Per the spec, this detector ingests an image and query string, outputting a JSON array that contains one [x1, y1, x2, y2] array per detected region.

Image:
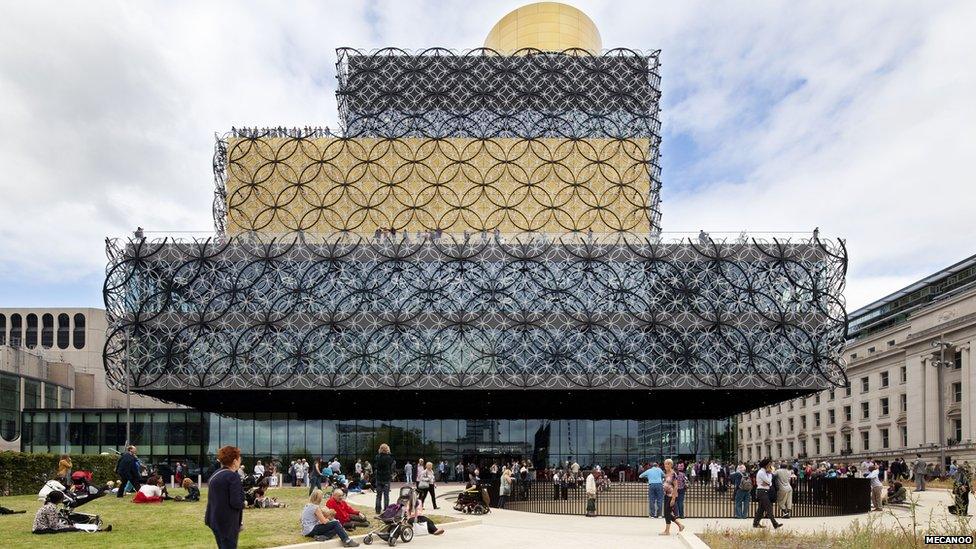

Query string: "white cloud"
[[0, 0, 972, 311]]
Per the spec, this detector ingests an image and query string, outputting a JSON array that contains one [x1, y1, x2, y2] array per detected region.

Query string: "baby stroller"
[[363, 486, 416, 546], [38, 481, 104, 527], [70, 471, 99, 495], [453, 484, 490, 514]]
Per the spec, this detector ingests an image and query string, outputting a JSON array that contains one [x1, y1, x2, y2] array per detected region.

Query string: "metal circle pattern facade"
[[103, 233, 847, 393]]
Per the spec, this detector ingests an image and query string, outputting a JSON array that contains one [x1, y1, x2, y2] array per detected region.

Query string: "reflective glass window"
[[43, 384, 58, 409], [288, 418, 307, 455], [254, 413, 272, 456], [24, 379, 41, 408], [0, 373, 20, 441]]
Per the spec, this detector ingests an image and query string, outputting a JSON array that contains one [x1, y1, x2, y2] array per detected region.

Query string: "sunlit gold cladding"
[[225, 137, 652, 235], [484, 2, 602, 53]]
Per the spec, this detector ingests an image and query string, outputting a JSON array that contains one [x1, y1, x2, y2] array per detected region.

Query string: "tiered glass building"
[[23, 3, 847, 474]]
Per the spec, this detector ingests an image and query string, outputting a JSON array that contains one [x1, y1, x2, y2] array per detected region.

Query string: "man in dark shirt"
[[205, 446, 245, 549], [373, 443, 395, 514], [115, 446, 141, 498]]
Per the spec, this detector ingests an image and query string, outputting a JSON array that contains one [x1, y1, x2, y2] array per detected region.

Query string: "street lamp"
[[932, 335, 953, 473]]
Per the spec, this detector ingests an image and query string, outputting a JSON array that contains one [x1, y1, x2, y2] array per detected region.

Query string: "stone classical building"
[[736, 253, 976, 467]]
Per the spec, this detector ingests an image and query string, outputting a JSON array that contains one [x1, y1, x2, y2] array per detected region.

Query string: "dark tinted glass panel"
[[41, 314, 53, 348], [219, 414, 237, 448], [321, 420, 337, 456], [23, 379, 40, 409], [288, 418, 306, 455], [25, 314, 38, 348], [169, 412, 187, 445], [358, 419, 375, 459], [0, 373, 19, 441], [240, 414, 257, 455], [44, 384, 58, 409], [305, 420, 322, 457], [272, 413, 288, 456], [72, 313, 86, 349], [254, 414, 272, 456], [0, 313, 5, 345], [57, 313, 69, 349]]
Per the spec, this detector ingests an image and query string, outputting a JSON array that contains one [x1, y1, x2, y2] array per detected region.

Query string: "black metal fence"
[[502, 477, 871, 518]]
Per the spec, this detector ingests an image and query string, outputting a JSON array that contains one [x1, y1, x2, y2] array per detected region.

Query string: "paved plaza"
[[274, 484, 972, 548]]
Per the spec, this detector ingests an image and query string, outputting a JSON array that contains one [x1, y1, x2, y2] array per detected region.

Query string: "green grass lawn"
[[0, 486, 455, 548]]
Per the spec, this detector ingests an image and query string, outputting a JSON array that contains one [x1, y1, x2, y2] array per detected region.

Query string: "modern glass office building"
[[88, 3, 845, 471]]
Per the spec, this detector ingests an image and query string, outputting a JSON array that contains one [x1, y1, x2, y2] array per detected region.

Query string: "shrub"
[[0, 451, 119, 496]]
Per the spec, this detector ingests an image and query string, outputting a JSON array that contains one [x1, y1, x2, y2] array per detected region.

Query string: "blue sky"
[[0, 0, 973, 310]]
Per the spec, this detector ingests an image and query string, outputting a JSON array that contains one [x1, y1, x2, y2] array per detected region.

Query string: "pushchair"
[[38, 480, 104, 527], [453, 484, 490, 514], [363, 486, 416, 546], [70, 471, 100, 495]]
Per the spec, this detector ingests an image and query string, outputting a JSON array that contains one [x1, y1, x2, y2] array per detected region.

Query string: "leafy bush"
[[0, 451, 119, 496]]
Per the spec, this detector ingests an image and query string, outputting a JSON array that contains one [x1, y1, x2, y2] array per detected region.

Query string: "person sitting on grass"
[[326, 489, 369, 530], [33, 491, 112, 534], [133, 475, 166, 503], [301, 490, 359, 547], [174, 478, 200, 502], [253, 487, 286, 508]]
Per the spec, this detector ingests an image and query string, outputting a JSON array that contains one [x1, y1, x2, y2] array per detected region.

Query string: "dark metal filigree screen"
[[103, 233, 847, 392], [107, 47, 848, 404], [212, 48, 663, 235]]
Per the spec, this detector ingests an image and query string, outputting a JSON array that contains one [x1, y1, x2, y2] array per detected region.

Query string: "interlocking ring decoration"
[[213, 48, 663, 235], [102, 233, 848, 392], [335, 48, 662, 139], [109, 47, 848, 399], [218, 132, 657, 236]]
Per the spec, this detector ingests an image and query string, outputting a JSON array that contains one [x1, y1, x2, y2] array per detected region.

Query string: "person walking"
[[639, 462, 664, 518], [660, 459, 685, 535], [205, 445, 245, 549], [309, 458, 323, 496], [498, 468, 512, 509], [418, 462, 439, 509], [912, 454, 928, 491], [774, 462, 794, 518], [675, 463, 688, 519], [404, 461, 414, 488], [585, 470, 597, 517], [731, 464, 752, 519], [115, 446, 141, 498], [373, 443, 394, 514], [752, 458, 782, 529]]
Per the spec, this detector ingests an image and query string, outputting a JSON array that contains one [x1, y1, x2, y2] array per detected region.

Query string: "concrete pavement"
[[277, 483, 971, 548]]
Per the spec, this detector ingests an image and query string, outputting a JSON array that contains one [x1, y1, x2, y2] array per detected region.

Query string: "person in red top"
[[325, 489, 369, 530]]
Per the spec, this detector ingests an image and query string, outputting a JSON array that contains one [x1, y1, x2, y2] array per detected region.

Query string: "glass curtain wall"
[[21, 411, 733, 478]]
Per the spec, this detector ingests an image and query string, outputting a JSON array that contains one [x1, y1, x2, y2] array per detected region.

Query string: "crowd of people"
[[25, 445, 976, 545]]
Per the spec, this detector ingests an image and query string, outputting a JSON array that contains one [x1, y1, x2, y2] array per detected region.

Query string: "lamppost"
[[932, 335, 953, 473], [124, 326, 131, 448]]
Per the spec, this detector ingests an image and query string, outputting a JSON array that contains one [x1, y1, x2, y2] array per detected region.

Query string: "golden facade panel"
[[224, 136, 654, 235]]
